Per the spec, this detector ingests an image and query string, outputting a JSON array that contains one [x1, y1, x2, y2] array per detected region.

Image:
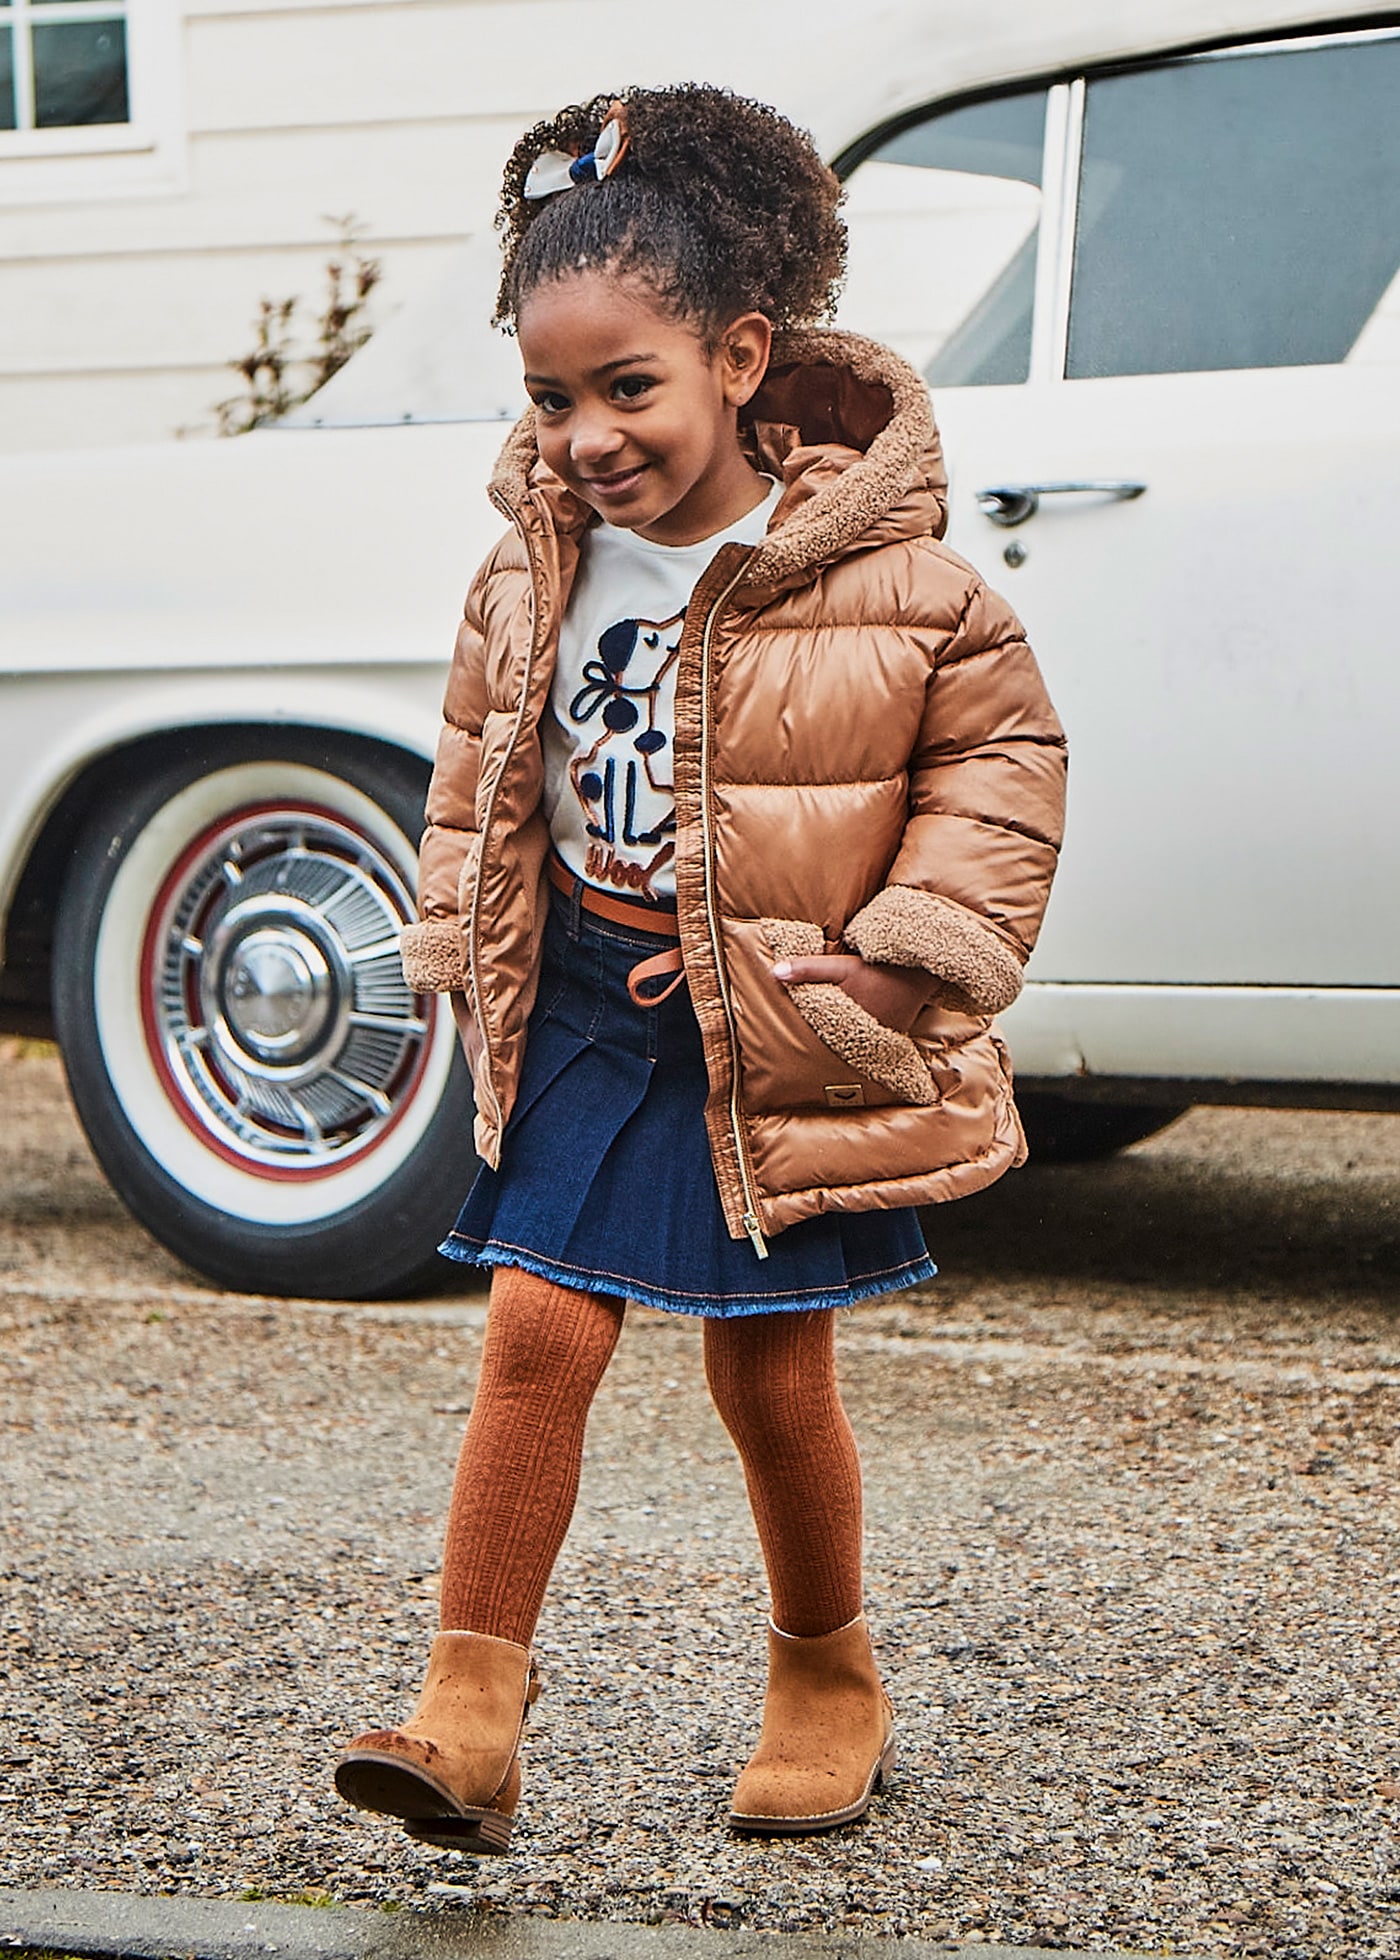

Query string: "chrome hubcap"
[[202, 900, 346, 1071], [223, 931, 331, 1056], [145, 806, 431, 1173]]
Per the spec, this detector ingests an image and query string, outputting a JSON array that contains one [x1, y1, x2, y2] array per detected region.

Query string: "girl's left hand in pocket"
[[771, 953, 931, 1034]]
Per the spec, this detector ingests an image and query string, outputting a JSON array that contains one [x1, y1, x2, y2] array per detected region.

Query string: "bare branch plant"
[[216, 217, 382, 437]]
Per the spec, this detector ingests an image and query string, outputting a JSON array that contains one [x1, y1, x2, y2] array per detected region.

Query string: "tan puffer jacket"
[[403, 329, 1067, 1255]]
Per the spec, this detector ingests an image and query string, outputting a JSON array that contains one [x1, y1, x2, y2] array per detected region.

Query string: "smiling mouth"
[[584, 465, 647, 497]]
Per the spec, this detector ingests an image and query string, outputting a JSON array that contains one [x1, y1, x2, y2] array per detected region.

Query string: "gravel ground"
[[1, 1046, 1398, 1956]]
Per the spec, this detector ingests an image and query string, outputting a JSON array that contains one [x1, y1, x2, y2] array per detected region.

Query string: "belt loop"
[[567, 869, 583, 940]]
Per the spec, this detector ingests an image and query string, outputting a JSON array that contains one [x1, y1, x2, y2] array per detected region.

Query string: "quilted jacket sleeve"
[[400, 557, 495, 993], [844, 570, 1067, 1016]]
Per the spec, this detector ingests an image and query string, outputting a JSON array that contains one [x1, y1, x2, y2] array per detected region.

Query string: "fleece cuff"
[[844, 886, 1024, 1017], [401, 919, 467, 994]]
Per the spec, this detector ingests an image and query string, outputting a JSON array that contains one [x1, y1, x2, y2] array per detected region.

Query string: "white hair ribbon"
[[524, 102, 630, 201]]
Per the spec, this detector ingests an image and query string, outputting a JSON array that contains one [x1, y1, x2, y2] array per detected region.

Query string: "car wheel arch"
[[2, 723, 434, 1041]]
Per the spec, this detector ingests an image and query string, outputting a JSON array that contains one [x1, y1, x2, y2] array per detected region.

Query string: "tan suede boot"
[[728, 1613, 895, 1835], [334, 1631, 539, 1854]]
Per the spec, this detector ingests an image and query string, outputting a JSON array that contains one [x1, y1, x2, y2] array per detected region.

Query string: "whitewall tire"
[[53, 735, 476, 1298]]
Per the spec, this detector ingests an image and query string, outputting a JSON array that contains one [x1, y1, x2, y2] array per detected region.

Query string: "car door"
[[837, 27, 1400, 1089]]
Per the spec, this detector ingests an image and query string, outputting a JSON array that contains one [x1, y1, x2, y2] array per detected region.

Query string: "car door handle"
[[975, 480, 1148, 528]]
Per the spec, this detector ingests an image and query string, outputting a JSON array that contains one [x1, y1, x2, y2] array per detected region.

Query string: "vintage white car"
[[2, 0, 1397, 1297]]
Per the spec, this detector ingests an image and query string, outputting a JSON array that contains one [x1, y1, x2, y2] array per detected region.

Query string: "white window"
[[0, 0, 181, 198], [1, 0, 129, 134]]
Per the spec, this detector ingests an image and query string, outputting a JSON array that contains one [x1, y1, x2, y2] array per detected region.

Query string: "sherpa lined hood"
[[486, 328, 948, 594]]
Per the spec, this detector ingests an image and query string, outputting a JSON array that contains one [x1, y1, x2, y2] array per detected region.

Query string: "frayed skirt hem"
[[438, 1233, 938, 1319]]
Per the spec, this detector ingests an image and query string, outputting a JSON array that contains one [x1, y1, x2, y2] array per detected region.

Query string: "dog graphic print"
[[567, 610, 681, 899]]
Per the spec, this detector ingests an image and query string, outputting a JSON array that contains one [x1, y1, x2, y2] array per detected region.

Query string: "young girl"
[[335, 84, 1066, 1853]]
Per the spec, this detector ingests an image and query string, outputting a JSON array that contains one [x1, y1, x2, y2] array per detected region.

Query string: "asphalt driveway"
[[1, 1047, 1397, 1957]]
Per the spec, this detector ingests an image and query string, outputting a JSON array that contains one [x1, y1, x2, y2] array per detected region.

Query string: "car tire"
[[1017, 1092, 1188, 1164], [52, 733, 477, 1300]]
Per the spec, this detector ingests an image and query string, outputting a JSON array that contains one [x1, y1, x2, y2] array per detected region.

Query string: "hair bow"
[[524, 101, 630, 200]]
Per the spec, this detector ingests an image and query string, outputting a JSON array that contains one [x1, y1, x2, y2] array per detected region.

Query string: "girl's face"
[[517, 271, 771, 547]]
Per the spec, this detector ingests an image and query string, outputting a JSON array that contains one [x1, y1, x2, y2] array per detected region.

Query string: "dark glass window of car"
[[838, 88, 1047, 387], [1068, 35, 1400, 377]]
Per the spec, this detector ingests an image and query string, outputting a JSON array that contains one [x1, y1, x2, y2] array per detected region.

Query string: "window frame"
[[835, 20, 1400, 387], [2, 0, 129, 147], [0, 0, 182, 200]]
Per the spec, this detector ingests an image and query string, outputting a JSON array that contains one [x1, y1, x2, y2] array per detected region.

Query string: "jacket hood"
[[487, 327, 947, 592]]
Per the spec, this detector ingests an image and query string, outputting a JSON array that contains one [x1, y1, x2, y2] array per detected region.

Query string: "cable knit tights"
[[439, 1267, 625, 1646], [702, 1307, 864, 1637], [438, 1265, 864, 1646]]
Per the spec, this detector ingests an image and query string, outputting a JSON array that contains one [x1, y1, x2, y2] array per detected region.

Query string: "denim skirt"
[[440, 886, 936, 1317]]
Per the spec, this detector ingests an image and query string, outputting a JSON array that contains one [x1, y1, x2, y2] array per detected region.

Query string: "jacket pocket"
[[718, 919, 939, 1114], [760, 919, 940, 1108]]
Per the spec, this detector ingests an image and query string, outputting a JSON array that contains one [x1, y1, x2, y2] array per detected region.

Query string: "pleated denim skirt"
[[440, 885, 936, 1317]]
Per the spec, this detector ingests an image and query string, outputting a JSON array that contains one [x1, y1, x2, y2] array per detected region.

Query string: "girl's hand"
[[450, 992, 484, 1069], [771, 954, 932, 1034]]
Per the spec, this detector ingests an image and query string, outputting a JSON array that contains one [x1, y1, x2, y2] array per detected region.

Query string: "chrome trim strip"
[[1048, 76, 1086, 384], [1180, 24, 1400, 63], [1028, 81, 1072, 386]]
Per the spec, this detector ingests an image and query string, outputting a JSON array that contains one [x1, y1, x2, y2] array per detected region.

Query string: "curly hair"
[[494, 84, 846, 335]]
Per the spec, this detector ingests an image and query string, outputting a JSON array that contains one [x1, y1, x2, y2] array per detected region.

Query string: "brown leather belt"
[[546, 852, 680, 937], [545, 855, 686, 1006]]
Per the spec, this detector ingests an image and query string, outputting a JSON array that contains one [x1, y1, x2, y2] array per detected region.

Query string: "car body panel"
[[0, 420, 508, 942], [1011, 984, 1400, 1088], [935, 362, 1400, 992]]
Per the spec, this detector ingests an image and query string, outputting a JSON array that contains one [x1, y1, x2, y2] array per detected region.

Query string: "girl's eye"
[[614, 374, 654, 402], [534, 391, 570, 416]]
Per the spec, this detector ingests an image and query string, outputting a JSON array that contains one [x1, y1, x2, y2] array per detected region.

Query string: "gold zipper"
[[463, 488, 544, 1157], [697, 556, 769, 1260]]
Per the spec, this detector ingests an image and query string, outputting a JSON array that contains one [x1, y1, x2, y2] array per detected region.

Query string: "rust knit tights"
[[439, 1265, 863, 1645]]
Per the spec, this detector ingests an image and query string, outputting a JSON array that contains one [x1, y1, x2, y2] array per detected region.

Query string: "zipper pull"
[[743, 1212, 770, 1260]]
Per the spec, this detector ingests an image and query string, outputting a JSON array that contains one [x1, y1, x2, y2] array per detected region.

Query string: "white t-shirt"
[[542, 479, 781, 902]]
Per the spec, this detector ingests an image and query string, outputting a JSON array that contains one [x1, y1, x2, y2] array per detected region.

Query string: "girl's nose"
[[570, 409, 624, 470]]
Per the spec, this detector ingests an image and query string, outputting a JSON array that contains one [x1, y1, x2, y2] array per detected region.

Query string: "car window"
[[837, 88, 1047, 387], [1068, 34, 1400, 378]]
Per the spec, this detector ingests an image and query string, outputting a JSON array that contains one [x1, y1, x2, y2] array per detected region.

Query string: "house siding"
[[0, 0, 646, 451]]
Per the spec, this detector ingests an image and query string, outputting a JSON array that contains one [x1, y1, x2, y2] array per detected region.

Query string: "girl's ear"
[[720, 313, 773, 407]]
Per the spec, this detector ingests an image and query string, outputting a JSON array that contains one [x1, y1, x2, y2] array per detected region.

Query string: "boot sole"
[[404, 1812, 512, 1853], [728, 1733, 897, 1837], [334, 1752, 513, 1855]]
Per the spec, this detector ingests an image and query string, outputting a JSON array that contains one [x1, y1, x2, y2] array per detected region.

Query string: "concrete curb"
[[0, 1890, 1209, 1960]]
